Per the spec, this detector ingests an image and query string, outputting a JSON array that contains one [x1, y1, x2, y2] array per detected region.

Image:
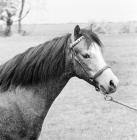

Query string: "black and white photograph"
[[0, 0, 137, 139]]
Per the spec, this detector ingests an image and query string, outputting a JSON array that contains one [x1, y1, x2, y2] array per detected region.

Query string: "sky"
[[22, 0, 137, 24]]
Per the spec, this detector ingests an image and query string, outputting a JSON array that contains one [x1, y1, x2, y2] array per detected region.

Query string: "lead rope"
[[70, 36, 137, 111], [104, 95, 137, 112]]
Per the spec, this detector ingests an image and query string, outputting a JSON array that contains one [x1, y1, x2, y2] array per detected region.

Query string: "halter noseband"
[[69, 36, 110, 91]]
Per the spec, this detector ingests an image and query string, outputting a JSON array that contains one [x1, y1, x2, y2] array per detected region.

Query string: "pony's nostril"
[[109, 80, 115, 88]]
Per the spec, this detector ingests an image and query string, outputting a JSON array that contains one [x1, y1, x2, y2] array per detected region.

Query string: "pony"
[[0, 25, 119, 139]]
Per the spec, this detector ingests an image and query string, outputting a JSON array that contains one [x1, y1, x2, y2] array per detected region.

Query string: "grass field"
[[0, 25, 137, 140]]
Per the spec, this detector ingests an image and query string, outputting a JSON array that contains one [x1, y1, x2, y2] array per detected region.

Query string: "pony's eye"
[[82, 54, 90, 59]]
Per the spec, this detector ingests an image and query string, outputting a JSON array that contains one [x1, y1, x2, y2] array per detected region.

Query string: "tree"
[[18, 0, 25, 33], [16, 0, 47, 34], [0, 0, 46, 36], [0, 0, 16, 36], [119, 24, 130, 34], [0, 0, 30, 35]]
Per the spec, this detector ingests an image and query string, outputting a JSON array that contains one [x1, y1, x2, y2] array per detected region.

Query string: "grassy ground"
[[0, 29, 137, 140]]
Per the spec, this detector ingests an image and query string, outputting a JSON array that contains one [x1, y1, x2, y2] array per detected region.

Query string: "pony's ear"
[[74, 25, 82, 40]]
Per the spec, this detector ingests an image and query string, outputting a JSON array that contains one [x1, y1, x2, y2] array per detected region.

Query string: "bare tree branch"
[[13, 1, 31, 23], [18, 0, 25, 33]]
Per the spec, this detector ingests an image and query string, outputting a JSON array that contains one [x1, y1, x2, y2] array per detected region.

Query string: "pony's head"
[[70, 25, 119, 94]]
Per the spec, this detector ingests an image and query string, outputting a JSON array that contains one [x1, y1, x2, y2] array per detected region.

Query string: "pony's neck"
[[45, 62, 74, 110], [30, 69, 74, 116]]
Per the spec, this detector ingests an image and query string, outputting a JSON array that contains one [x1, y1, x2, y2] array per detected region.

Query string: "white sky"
[[22, 0, 137, 24]]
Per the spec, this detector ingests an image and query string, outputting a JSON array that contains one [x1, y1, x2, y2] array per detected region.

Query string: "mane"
[[81, 28, 103, 48], [0, 33, 71, 91]]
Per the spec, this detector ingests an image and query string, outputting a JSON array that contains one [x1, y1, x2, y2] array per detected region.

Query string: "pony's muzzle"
[[106, 75, 119, 94], [108, 80, 117, 93], [97, 68, 119, 94]]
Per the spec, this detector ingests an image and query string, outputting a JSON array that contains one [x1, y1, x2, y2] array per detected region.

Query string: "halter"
[[70, 36, 110, 91]]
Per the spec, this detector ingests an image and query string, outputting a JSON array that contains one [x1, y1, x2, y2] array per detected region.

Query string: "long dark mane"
[[0, 33, 71, 91]]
